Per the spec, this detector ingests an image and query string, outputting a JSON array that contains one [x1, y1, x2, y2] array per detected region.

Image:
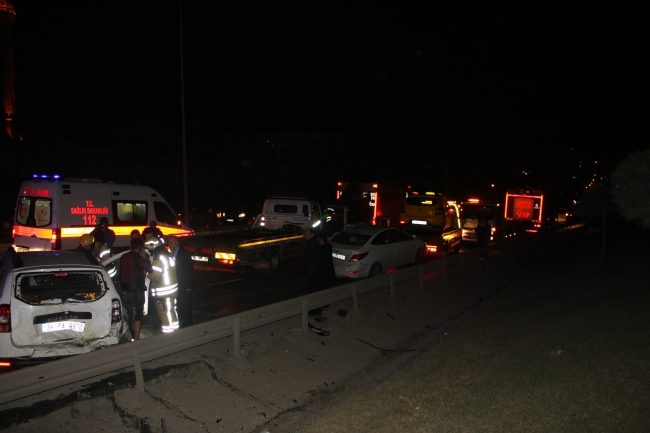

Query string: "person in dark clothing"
[[303, 228, 320, 293], [119, 238, 154, 340], [316, 232, 337, 290], [476, 218, 491, 245], [476, 218, 491, 259], [142, 220, 164, 242], [315, 232, 336, 313], [167, 235, 196, 328], [90, 217, 116, 254], [205, 207, 217, 230]]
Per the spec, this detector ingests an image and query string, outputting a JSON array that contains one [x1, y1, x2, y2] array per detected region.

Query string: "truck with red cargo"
[[335, 181, 405, 227], [503, 190, 544, 234]]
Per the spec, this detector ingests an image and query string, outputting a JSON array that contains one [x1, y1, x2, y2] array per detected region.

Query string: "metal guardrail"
[[0, 227, 584, 405]]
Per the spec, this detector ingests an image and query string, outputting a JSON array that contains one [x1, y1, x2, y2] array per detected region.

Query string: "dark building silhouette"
[[0, 0, 18, 140]]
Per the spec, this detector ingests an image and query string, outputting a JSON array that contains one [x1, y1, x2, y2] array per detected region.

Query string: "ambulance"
[[12, 176, 193, 252]]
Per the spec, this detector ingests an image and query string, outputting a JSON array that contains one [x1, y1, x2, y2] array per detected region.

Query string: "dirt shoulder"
[[0, 228, 606, 433]]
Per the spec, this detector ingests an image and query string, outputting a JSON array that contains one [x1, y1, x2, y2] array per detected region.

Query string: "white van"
[[12, 177, 192, 252], [253, 197, 322, 231]]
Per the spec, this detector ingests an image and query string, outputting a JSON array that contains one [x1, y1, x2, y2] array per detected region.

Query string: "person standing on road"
[[119, 238, 154, 340], [90, 217, 116, 255], [143, 221, 164, 243], [315, 231, 336, 313], [316, 232, 337, 291], [167, 235, 196, 328], [205, 207, 217, 230], [303, 228, 320, 293]]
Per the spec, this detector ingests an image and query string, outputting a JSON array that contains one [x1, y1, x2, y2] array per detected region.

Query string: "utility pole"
[[179, 0, 189, 223]]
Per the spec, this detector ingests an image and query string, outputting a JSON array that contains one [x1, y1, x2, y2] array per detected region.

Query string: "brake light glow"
[[0, 361, 11, 368], [426, 245, 437, 253], [0, 304, 11, 332], [51, 228, 62, 250], [468, 198, 480, 203], [349, 252, 368, 262]]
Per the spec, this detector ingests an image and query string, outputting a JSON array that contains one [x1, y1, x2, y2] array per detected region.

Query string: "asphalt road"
[[0, 227, 475, 332]]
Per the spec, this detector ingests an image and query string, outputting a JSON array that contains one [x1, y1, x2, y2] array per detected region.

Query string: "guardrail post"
[[233, 317, 241, 359], [134, 346, 144, 393], [302, 298, 308, 332], [352, 284, 359, 313], [419, 266, 424, 290], [442, 256, 446, 283], [389, 273, 395, 298]]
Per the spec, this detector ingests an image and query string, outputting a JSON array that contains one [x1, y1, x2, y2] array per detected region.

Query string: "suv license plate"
[[42, 321, 86, 333], [412, 220, 427, 225], [333, 253, 346, 260]]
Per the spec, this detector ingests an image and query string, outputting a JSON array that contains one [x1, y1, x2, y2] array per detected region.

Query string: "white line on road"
[[205, 279, 243, 286]]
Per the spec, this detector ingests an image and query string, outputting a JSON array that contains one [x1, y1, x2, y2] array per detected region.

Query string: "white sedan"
[[330, 226, 426, 278]]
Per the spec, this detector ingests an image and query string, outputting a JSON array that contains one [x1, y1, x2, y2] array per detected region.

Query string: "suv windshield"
[[16, 271, 106, 305]]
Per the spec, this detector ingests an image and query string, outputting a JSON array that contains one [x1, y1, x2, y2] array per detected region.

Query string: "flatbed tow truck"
[[402, 201, 462, 257], [180, 197, 346, 273], [182, 227, 305, 272]]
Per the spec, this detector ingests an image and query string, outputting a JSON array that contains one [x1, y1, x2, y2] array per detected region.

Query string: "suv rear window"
[[405, 197, 439, 206], [15, 272, 106, 305], [273, 204, 298, 214]]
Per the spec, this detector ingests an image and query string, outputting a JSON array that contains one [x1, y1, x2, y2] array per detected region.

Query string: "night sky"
[[9, 2, 648, 203]]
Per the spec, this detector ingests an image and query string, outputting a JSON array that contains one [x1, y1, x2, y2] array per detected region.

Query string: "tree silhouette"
[[574, 185, 614, 263], [611, 148, 650, 229]]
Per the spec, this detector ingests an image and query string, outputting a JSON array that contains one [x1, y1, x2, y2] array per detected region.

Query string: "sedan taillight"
[[111, 299, 122, 324], [349, 252, 369, 262], [0, 304, 10, 332]]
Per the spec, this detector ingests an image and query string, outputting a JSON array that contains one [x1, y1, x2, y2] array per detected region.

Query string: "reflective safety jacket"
[[150, 253, 178, 297]]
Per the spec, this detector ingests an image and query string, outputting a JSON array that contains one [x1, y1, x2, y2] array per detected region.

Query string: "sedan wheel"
[[369, 263, 382, 277]]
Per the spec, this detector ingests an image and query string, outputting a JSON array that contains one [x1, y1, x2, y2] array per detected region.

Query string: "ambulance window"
[[113, 201, 148, 226], [15, 197, 52, 227], [154, 201, 177, 225], [34, 199, 51, 227]]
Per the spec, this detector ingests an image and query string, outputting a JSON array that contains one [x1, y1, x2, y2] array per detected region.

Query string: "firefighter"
[[145, 234, 179, 333], [76, 234, 100, 264]]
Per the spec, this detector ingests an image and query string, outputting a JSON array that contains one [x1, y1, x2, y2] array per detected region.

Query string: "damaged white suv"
[[0, 248, 129, 366]]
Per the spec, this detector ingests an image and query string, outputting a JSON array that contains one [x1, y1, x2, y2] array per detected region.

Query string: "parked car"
[[0, 248, 129, 367], [330, 226, 426, 279]]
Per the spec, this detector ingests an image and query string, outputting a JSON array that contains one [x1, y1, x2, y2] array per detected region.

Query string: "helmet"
[[79, 234, 94, 247], [144, 233, 161, 249]]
